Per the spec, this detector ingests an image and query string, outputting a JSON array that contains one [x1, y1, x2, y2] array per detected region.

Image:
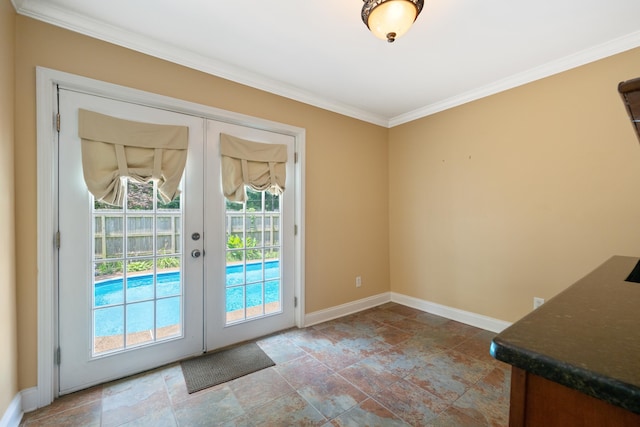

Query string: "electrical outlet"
[[355, 276, 362, 288], [533, 297, 545, 309]]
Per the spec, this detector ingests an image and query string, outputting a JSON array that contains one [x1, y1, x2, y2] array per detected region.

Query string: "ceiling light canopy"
[[362, 0, 424, 43]]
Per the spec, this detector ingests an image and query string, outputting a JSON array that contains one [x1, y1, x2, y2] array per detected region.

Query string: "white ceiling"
[[13, 0, 640, 127]]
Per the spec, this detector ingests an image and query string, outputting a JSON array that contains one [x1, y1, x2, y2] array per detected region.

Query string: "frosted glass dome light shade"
[[362, 0, 424, 43]]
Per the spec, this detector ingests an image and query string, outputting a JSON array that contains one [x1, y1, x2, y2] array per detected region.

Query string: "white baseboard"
[[390, 292, 512, 333], [20, 388, 38, 414], [304, 292, 391, 326], [0, 393, 22, 427], [303, 291, 511, 333]]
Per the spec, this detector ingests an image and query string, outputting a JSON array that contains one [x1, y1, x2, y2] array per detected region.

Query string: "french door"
[[58, 89, 205, 394], [204, 121, 295, 350], [57, 89, 296, 394]]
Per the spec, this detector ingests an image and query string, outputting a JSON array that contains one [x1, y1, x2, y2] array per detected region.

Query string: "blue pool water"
[[94, 261, 280, 337]]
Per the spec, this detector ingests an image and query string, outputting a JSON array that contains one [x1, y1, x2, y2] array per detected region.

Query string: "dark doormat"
[[180, 342, 275, 394]]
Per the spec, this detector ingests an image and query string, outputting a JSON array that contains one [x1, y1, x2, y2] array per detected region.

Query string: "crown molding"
[[15, 1, 640, 129], [15, 0, 390, 127], [389, 30, 640, 127], [10, 0, 24, 11]]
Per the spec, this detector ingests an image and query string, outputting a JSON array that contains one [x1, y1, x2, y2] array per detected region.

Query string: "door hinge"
[[294, 296, 298, 308], [294, 225, 298, 236], [55, 347, 61, 365], [294, 152, 298, 163], [55, 231, 61, 249], [56, 113, 60, 132]]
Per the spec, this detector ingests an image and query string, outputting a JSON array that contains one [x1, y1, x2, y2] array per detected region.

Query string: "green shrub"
[[226, 234, 263, 261], [158, 257, 180, 269], [227, 234, 243, 249], [245, 237, 261, 260], [127, 260, 153, 272], [96, 261, 123, 275]]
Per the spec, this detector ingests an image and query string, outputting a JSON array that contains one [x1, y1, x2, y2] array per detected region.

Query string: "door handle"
[[191, 249, 202, 258]]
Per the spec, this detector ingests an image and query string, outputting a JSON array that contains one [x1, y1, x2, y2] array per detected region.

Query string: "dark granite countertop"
[[491, 255, 640, 414]]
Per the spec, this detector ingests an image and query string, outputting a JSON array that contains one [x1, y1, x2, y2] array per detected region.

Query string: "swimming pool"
[[93, 260, 280, 337]]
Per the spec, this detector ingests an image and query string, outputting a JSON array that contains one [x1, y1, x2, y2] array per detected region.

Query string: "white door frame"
[[35, 66, 306, 407]]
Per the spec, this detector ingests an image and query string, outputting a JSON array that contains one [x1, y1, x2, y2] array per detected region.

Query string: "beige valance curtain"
[[220, 133, 287, 202], [78, 109, 189, 206]]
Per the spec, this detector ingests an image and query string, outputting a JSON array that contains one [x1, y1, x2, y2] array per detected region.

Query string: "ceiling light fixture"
[[362, 0, 424, 43]]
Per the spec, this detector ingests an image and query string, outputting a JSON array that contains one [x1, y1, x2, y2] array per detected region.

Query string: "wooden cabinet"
[[491, 257, 640, 427], [508, 367, 640, 427]]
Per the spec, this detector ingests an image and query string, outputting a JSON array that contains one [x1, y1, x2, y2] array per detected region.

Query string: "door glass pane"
[[265, 280, 281, 315], [157, 257, 181, 298], [127, 209, 153, 257], [127, 181, 153, 211], [92, 179, 184, 356], [246, 283, 264, 319], [94, 264, 124, 305], [126, 301, 154, 347], [94, 215, 124, 260], [156, 297, 181, 340], [225, 188, 282, 324], [126, 259, 155, 302], [94, 306, 124, 353]]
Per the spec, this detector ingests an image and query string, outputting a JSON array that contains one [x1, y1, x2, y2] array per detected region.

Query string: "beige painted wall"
[[12, 4, 640, 399], [389, 47, 640, 322], [0, 0, 18, 416], [14, 16, 390, 389]]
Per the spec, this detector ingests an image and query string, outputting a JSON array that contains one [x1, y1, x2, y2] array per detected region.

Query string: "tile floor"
[[20, 302, 511, 426]]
